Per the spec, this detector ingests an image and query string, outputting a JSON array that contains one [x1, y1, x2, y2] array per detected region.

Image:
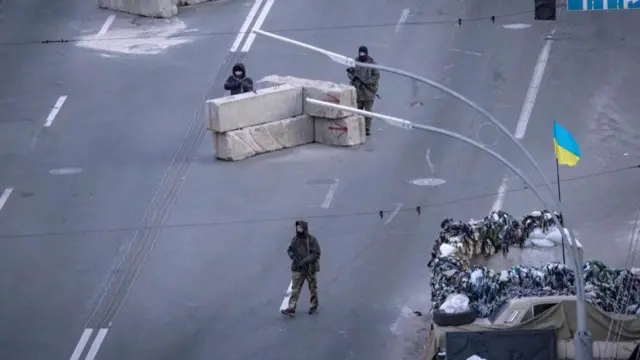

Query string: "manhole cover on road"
[[306, 178, 338, 186], [49, 167, 82, 175], [411, 178, 446, 186], [476, 122, 499, 147]]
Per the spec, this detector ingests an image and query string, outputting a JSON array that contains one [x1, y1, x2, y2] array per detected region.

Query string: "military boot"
[[365, 118, 372, 136], [280, 308, 295, 317]]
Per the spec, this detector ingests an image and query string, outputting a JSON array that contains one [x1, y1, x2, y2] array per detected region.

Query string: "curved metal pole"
[[253, 29, 557, 204], [305, 98, 580, 267], [306, 98, 592, 359]]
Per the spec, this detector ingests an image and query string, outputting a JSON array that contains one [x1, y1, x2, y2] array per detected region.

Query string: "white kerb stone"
[[313, 115, 366, 147], [205, 84, 303, 133], [214, 114, 314, 161]]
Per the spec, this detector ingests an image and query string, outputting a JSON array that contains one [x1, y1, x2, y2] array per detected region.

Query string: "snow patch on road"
[[76, 18, 196, 55]]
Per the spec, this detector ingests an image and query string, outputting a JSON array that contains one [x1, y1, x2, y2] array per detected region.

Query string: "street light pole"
[[252, 30, 585, 271], [305, 98, 592, 360]]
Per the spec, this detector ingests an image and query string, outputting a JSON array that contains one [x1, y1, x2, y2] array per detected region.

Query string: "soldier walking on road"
[[281, 220, 321, 317], [346, 45, 380, 136], [223, 63, 254, 95]]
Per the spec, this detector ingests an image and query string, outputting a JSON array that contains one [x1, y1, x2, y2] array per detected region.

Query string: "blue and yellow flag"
[[553, 121, 581, 166]]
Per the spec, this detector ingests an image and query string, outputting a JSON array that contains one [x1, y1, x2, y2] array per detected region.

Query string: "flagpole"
[[556, 157, 566, 264]]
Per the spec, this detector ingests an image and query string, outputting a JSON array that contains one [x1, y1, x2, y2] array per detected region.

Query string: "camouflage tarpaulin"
[[429, 210, 640, 317]]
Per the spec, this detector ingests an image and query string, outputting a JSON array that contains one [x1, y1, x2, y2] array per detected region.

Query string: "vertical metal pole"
[[556, 158, 566, 265]]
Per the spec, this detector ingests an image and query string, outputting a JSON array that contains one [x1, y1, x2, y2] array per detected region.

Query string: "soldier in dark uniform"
[[281, 220, 321, 317], [223, 63, 254, 95], [346, 45, 380, 136]]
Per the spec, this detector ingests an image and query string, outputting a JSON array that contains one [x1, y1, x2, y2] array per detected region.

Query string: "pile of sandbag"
[[429, 210, 640, 318]]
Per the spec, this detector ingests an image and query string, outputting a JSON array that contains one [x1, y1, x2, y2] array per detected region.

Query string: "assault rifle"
[[289, 249, 311, 276], [347, 67, 381, 99]]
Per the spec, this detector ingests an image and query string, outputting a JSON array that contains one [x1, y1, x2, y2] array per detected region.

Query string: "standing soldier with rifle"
[[346, 45, 381, 136], [281, 220, 321, 317]]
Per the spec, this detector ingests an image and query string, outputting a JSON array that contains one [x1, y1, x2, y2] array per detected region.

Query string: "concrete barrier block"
[[313, 115, 366, 147], [257, 75, 357, 119], [98, 0, 178, 18], [205, 84, 303, 133], [214, 114, 314, 161], [303, 83, 357, 119]]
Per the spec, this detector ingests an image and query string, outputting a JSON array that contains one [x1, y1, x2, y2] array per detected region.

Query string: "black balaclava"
[[295, 220, 307, 238], [357, 46, 368, 62], [232, 63, 246, 79]]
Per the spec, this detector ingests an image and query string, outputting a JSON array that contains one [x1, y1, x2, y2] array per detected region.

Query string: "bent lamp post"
[[305, 98, 592, 360], [251, 30, 585, 279]]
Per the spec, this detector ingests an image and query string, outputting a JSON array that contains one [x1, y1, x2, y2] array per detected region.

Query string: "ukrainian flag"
[[553, 121, 581, 167]]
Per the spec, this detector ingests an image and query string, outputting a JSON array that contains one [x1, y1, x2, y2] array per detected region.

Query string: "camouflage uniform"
[[347, 46, 380, 136], [281, 220, 321, 317]]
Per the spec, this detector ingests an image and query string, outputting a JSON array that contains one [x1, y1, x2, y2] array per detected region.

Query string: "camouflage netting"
[[429, 210, 640, 318]]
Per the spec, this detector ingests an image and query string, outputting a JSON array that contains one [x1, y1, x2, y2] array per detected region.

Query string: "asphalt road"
[[0, 0, 637, 360]]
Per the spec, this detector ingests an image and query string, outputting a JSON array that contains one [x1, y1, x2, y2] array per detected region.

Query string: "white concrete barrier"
[[258, 75, 357, 119], [98, 0, 178, 18], [214, 114, 314, 161], [205, 84, 303, 133], [314, 115, 366, 147], [303, 84, 357, 119]]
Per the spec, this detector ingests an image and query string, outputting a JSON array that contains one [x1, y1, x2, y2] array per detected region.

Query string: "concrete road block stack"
[[205, 84, 314, 161], [259, 76, 367, 147], [98, 0, 178, 17], [98, 0, 217, 18], [204, 77, 368, 162], [299, 79, 366, 147]]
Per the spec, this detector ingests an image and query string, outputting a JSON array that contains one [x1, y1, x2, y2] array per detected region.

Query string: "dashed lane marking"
[[0, 188, 12, 211], [44, 95, 67, 127], [321, 179, 339, 209], [97, 14, 116, 37], [384, 203, 404, 225]]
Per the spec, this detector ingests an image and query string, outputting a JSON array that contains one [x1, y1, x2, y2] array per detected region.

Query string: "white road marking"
[[0, 188, 13, 212], [69, 329, 93, 360], [44, 95, 68, 127], [425, 148, 435, 173], [97, 14, 116, 37], [279, 280, 293, 311], [69, 328, 109, 360], [50, 167, 83, 175], [502, 23, 531, 29], [85, 328, 108, 360], [410, 178, 446, 186], [395, 8, 410, 33], [491, 30, 554, 211], [491, 175, 509, 212], [450, 48, 482, 56], [230, 0, 265, 52], [514, 32, 554, 139], [241, 0, 275, 52], [384, 203, 403, 225], [321, 179, 339, 208]]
